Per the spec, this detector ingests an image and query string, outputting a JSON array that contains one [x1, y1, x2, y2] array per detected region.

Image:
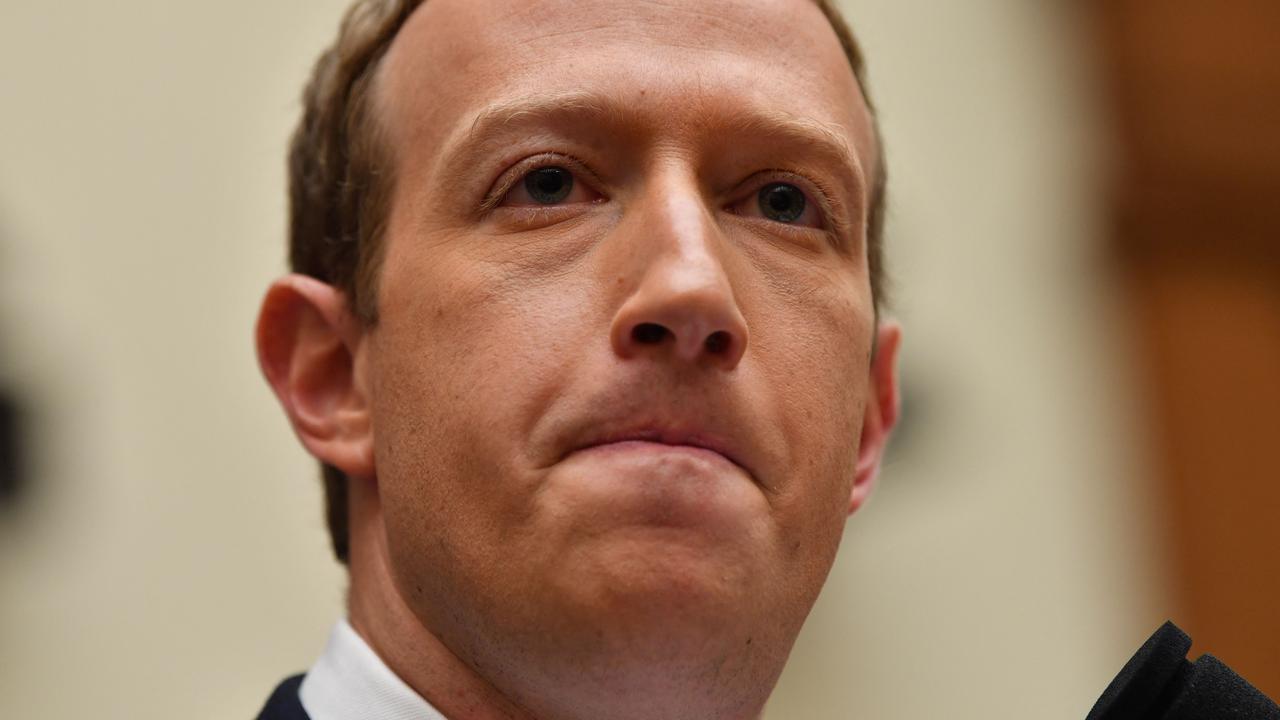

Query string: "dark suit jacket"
[[256, 674, 310, 720]]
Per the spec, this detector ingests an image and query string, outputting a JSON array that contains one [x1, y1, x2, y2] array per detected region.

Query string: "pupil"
[[758, 183, 805, 223], [525, 167, 573, 204]]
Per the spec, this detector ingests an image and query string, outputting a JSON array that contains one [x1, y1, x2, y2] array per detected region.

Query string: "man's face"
[[362, 0, 882, 702]]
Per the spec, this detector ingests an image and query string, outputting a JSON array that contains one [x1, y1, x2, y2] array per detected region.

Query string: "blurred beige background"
[[0, 1, 1177, 718]]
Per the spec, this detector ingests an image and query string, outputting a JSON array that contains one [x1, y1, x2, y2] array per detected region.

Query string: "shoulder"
[[255, 674, 310, 720]]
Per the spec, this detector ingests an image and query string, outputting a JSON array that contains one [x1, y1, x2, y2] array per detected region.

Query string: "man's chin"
[[544, 442, 769, 540], [519, 450, 786, 640], [495, 549, 799, 720], [537, 535, 774, 641], [390, 518, 805, 720]]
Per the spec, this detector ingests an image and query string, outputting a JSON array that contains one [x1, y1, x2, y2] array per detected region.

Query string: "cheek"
[[745, 267, 872, 533], [368, 235, 602, 538], [376, 225, 597, 386]]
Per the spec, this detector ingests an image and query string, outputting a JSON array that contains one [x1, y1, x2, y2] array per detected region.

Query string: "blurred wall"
[[1091, 0, 1280, 695], [0, 3, 351, 716], [0, 1, 1170, 718]]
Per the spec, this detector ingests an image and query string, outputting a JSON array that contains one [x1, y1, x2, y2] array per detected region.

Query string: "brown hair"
[[288, 0, 888, 564]]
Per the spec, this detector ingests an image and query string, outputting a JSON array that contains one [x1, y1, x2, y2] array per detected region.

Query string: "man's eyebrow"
[[439, 91, 866, 197], [431, 92, 620, 189], [714, 106, 866, 191], [437, 92, 620, 170], [464, 91, 622, 140]]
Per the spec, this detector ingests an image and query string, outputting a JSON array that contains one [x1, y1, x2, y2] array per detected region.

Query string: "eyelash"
[[479, 152, 602, 213]]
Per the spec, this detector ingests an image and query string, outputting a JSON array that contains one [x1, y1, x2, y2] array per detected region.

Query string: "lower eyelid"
[[484, 204, 606, 235]]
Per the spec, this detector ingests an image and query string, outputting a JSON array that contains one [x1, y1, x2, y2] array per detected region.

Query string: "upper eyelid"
[[480, 152, 601, 212], [742, 169, 831, 209]]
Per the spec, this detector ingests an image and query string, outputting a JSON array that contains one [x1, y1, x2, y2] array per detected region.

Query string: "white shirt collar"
[[299, 619, 449, 720]]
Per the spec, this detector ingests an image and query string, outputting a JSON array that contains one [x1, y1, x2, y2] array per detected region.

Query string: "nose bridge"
[[651, 177, 728, 292], [608, 169, 749, 369]]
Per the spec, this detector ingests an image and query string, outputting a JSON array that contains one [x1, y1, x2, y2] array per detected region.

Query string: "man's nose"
[[608, 186, 749, 372]]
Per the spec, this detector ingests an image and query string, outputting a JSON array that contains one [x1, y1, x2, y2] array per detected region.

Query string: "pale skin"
[[257, 0, 901, 718]]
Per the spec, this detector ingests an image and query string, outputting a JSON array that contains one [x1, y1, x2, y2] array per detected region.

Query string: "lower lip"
[[557, 440, 752, 528], [576, 440, 741, 471]]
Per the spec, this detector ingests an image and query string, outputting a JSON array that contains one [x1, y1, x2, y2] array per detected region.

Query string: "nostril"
[[704, 331, 731, 355], [632, 323, 668, 345]]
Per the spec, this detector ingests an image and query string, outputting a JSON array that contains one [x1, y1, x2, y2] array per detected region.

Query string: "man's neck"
[[347, 510, 537, 720]]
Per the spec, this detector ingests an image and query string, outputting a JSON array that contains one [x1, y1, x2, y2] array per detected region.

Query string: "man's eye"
[[730, 180, 823, 229], [499, 165, 599, 207], [758, 183, 807, 223], [526, 167, 573, 204]]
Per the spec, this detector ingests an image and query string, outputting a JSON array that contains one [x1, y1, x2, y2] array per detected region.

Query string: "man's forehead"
[[386, 0, 839, 67], [374, 0, 876, 177]]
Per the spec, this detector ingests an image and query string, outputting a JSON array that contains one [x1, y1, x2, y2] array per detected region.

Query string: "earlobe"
[[256, 274, 375, 481], [849, 321, 902, 515]]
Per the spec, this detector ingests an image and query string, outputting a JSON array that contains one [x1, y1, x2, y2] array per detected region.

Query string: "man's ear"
[[256, 274, 375, 481], [849, 320, 902, 515]]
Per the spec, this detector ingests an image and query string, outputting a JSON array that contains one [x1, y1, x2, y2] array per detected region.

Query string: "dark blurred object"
[[1092, 0, 1280, 698], [0, 389, 23, 506], [1088, 621, 1280, 720]]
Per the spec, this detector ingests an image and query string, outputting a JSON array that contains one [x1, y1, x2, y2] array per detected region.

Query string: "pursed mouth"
[[571, 431, 749, 476]]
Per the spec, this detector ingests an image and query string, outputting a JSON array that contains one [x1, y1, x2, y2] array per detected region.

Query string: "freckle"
[[746, 636, 753, 646]]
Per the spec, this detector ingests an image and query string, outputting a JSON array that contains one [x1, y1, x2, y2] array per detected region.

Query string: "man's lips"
[[569, 428, 750, 477]]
